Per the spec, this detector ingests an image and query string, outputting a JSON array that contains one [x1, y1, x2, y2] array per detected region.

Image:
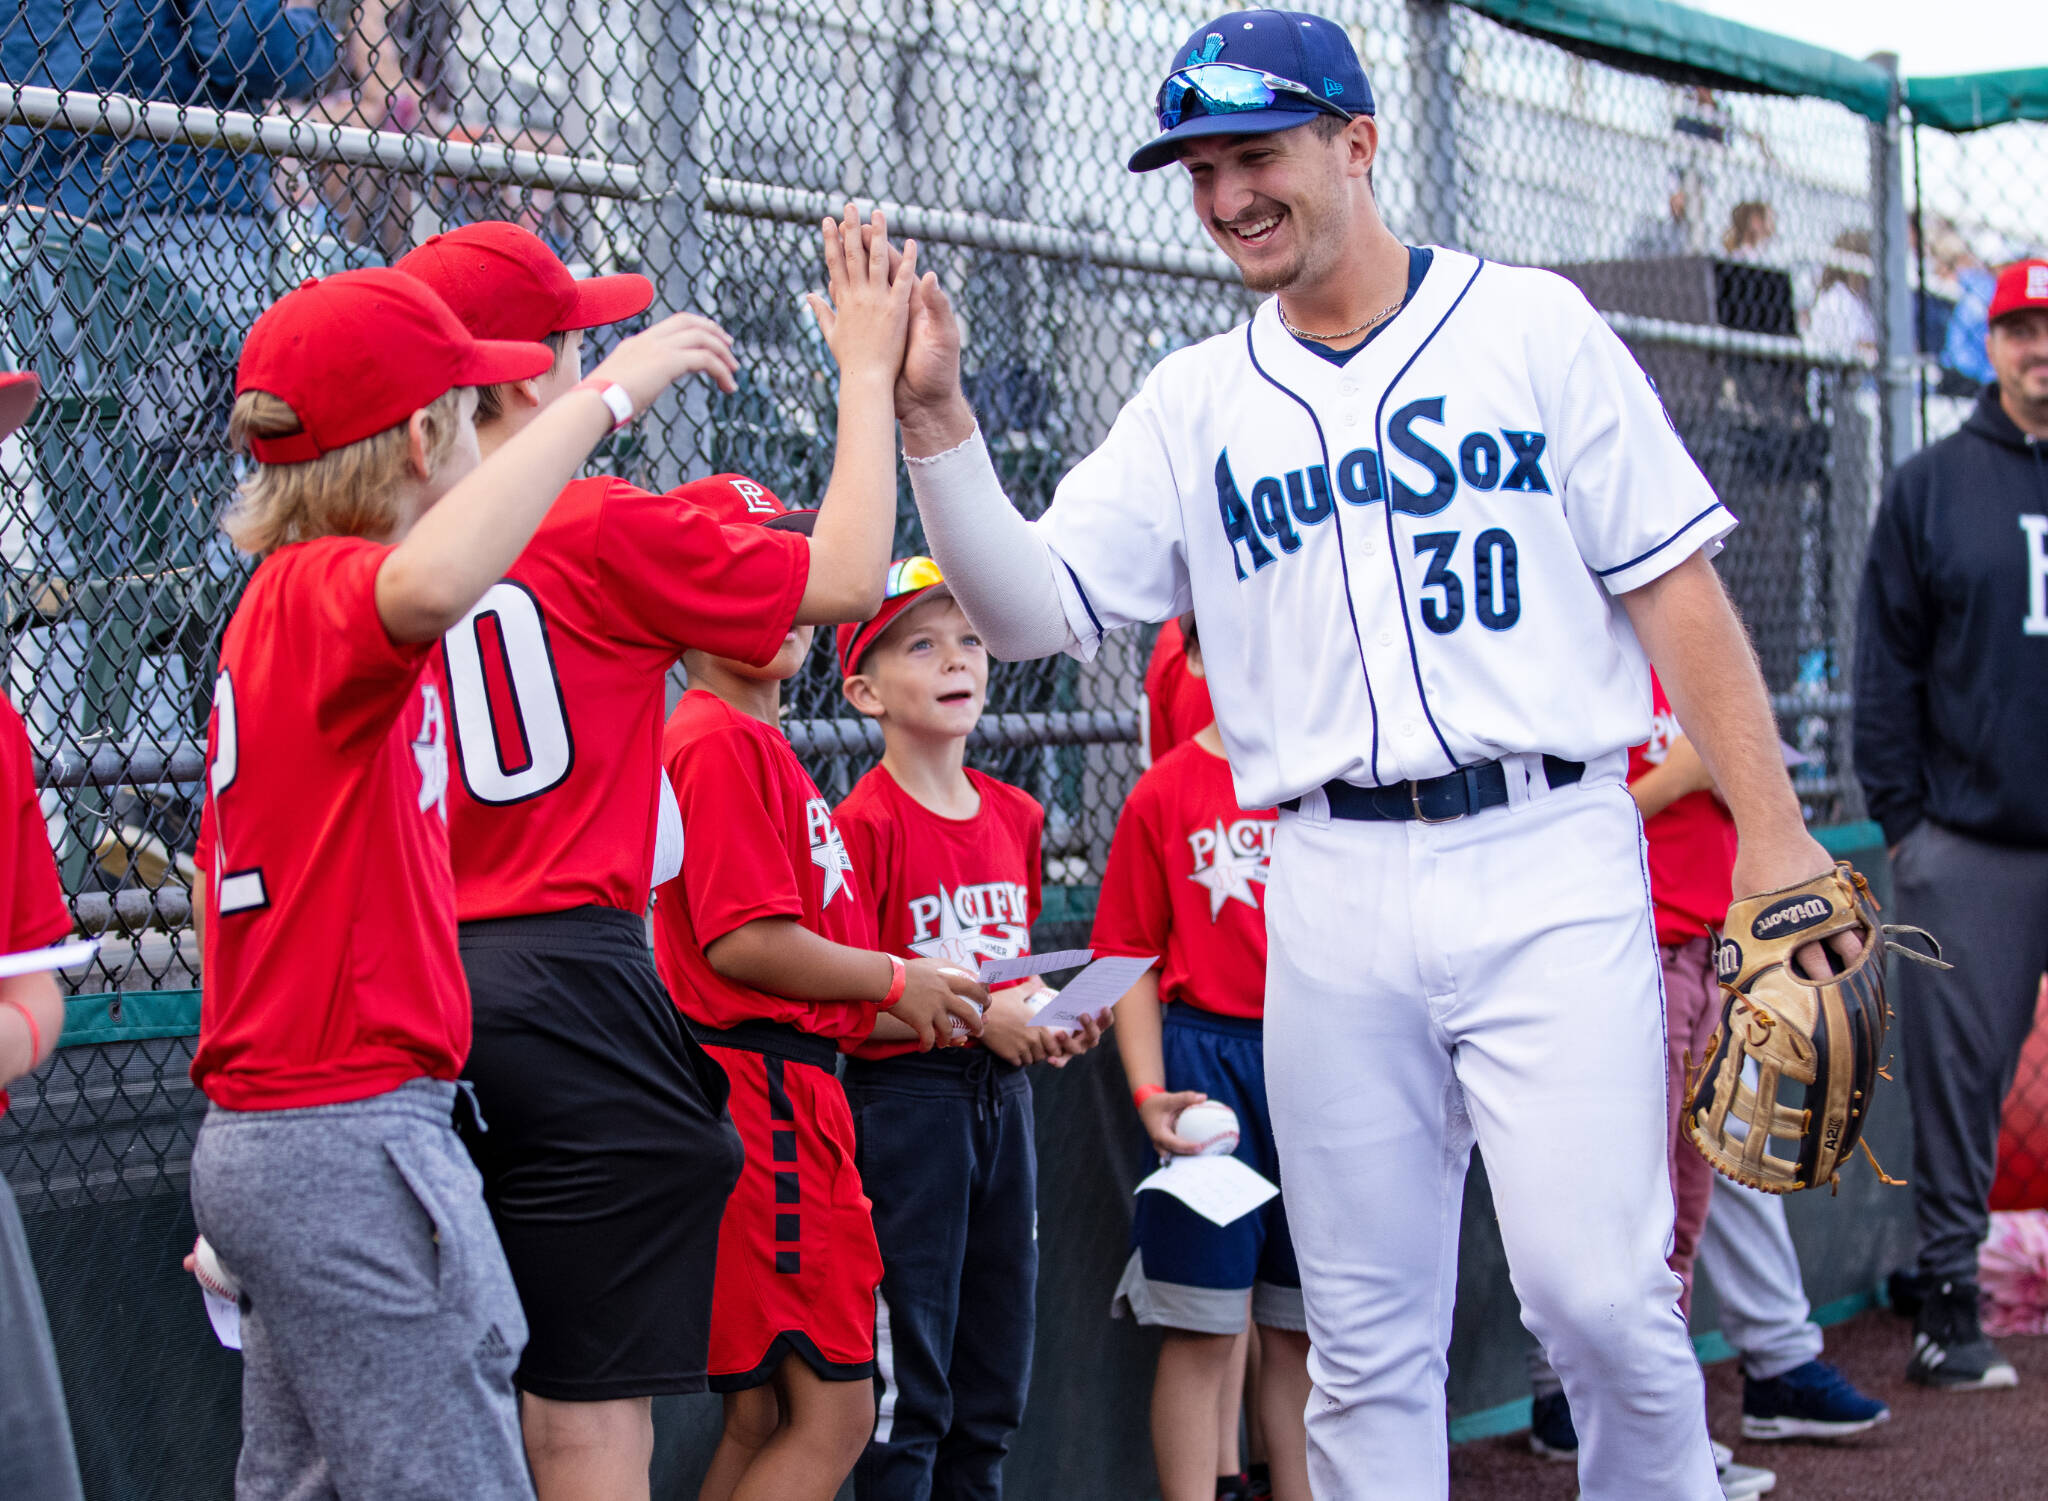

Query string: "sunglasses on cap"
[[885, 556, 944, 596], [1155, 62, 1352, 132]]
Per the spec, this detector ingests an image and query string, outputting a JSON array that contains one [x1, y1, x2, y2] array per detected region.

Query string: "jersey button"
[[1340, 381, 1359, 397], [1342, 412, 1357, 428], [1361, 537, 1377, 556], [1379, 629, 1393, 646], [1401, 721, 1418, 737]]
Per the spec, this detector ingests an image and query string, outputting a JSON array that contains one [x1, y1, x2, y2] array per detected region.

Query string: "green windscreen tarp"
[[1905, 69, 2048, 132], [1457, 0, 1894, 122]]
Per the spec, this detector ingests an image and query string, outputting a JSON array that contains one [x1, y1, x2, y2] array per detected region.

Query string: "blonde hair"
[[223, 388, 467, 554]]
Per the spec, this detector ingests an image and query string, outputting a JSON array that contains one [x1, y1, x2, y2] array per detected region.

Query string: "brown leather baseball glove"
[[1685, 861, 1948, 1194]]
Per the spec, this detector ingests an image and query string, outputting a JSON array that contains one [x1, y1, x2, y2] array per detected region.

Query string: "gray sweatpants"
[[0, 1177, 84, 1501], [190, 1078, 534, 1501], [1890, 821, 2048, 1282], [1695, 1178, 1823, 1380]]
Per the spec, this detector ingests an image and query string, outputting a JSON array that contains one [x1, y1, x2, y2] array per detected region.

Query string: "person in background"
[[1097, 617, 1311, 1501], [1855, 257, 2048, 1393], [1721, 200, 1776, 261], [0, 369, 87, 1501], [1807, 229, 1878, 364], [1142, 616, 1213, 765]]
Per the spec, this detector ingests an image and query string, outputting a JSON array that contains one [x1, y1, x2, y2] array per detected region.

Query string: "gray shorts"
[[190, 1078, 533, 1501], [0, 1177, 84, 1500]]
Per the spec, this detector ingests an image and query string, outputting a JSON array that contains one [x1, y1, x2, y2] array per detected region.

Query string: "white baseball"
[[1174, 1101, 1241, 1157], [192, 1234, 240, 1302]]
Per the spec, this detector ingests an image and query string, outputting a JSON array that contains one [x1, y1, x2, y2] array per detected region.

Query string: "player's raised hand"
[[587, 311, 738, 408], [806, 204, 917, 390], [888, 957, 988, 1051], [897, 267, 961, 412], [1139, 1089, 1211, 1157], [1732, 834, 1865, 982]]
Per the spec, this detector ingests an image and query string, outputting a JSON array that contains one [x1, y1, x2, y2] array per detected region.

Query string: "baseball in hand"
[[192, 1234, 240, 1302], [1174, 1101, 1242, 1157]]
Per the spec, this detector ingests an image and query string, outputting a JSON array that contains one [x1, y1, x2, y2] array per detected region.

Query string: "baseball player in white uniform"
[[881, 11, 1850, 1499]]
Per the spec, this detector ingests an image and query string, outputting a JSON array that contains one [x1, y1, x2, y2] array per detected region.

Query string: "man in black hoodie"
[[1855, 256, 2048, 1394]]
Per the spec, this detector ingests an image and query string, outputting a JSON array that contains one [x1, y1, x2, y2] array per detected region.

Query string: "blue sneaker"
[[1528, 1390, 1578, 1460], [1742, 1358, 1891, 1440]]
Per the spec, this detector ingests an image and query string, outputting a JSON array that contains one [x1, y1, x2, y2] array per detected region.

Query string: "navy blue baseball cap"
[[1128, 10, 1375, 173]]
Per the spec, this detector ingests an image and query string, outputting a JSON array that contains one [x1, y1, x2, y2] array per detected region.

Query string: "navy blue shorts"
[[1113, 1006, 1302, 1335]]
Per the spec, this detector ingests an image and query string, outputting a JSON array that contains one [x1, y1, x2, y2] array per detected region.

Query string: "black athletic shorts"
[[456, 906, 743, 1401]]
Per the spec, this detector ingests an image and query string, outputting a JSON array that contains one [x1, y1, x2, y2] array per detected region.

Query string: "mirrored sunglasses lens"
[[1157, 65, 1278, 130]]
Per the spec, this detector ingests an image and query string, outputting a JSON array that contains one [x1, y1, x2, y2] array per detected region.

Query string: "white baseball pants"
[[1263, 766, 1719, 1501]]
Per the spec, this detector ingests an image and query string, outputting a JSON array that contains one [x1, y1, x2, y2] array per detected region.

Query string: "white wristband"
[[575, 378, 634, 432]]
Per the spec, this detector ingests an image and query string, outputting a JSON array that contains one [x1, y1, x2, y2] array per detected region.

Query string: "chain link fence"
[[2, 1, 2031, 1494]]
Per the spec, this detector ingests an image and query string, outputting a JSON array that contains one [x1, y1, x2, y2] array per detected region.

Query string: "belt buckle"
[[1409, 778, 1462, 825]]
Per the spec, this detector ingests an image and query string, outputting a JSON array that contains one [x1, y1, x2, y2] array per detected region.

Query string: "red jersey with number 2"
[[1631, 671, 1737, 947], [652, 689, 880, 1040], [444, 475, 808, 922], [835, 765, 1044, 1061], [191, 537, 465, 1111], [1091, 740, 1273, 1019], [0, 695, 73, 1115]]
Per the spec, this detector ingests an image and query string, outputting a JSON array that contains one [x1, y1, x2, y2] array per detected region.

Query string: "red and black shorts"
[[694, 1021, 882, 1391]]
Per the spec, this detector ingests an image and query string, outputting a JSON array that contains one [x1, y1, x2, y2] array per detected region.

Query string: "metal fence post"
[[1871, 54, 1917, 469], [636, 0, 708, 493]]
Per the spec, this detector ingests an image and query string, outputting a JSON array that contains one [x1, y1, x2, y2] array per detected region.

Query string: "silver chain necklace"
[[1277, 294, 1404, 344]]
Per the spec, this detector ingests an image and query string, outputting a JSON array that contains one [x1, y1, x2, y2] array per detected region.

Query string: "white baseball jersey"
[[1035, 247, 1735, 809]]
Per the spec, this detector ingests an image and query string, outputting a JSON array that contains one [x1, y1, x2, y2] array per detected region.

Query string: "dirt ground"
[[1449, 1309, 2048, 1499]]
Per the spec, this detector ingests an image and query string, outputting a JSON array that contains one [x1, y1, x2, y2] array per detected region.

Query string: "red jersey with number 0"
[[446, 476, 808, 922], [652, 690, 880, 1039], [1143, 618, 1215, 764], [835, 765, 1044, 1061], [1091, 740, 1273, 1019], [191, 537, 466, 1110], [1632, 672, 1737, 947], [0, 696, 73, 1115]]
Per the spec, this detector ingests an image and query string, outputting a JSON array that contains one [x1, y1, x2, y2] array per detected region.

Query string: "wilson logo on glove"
[[1750, 894, 1833, 940]]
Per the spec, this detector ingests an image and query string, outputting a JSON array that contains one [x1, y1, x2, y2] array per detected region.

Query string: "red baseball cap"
[[1989, 259, 2048, 325], [235, 269, 553, 465], [673, 473, 818, 534], [0, 372, 39, 441], [837, 557, 951, 678], [394, 221, 653, 343]]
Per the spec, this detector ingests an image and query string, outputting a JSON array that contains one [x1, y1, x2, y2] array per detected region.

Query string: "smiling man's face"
[[1178, 115, 1372, 295]]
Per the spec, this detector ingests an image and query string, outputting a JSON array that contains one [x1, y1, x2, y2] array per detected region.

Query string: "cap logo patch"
[[1324, 77, 1343, 97], [1751, 893, 1834, 941], [1188, 32, 1224, 65], [731, 477, 777, 514], [2030, 264, 2048, 300]]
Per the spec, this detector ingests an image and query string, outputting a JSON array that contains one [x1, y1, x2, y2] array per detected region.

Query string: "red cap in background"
[[1989, 259, 2048, 326], [394, 221, 653, 343], [0, 372, 39, 441], [235, 269, 553, 465], [837, 557, 950, 678], [672, 473, 817, 534]]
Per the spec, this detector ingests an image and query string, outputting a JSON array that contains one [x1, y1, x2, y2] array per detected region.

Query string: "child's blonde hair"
[[222, 388, 467, 554]]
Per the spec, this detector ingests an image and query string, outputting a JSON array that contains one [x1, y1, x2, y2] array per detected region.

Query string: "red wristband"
[[1132, 1083, 1165, 1109], [3, 997, 42, 1065], [882, 954, 907, 1008]]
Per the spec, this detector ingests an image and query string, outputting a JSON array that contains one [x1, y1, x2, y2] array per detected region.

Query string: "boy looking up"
[[833, 559, 1111, 1501], [190, 268, 730, 1498], [654, 510, 988, 1501], [1094, 617, 1311, 1501], [396, 210, 918, 1501]]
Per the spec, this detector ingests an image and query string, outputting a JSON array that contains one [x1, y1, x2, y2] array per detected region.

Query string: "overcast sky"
[[1682, 0, 2043, 77]]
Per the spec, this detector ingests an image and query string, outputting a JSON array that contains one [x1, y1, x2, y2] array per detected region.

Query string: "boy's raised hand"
[[889, 958, 987, 1051], [806, 204, 918, 388], [587, 310, 738, 410]]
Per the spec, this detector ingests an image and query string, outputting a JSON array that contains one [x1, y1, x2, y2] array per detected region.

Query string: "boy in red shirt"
[[1142, 615, 1213, 764], [832, 560, 1111, 1501], [189, 268, 727, 1498], [1094, 619, 1311, 1501], [654, 516, 988, 1501], [0, 370, 87, 1501], [396, 212, 919, 1501]]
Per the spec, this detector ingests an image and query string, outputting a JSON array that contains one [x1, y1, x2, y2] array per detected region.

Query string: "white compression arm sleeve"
[[905, 426, 1078, 661]]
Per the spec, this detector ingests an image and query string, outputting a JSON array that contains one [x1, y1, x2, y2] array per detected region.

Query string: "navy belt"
[[1280, 755, 1585, 824]]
